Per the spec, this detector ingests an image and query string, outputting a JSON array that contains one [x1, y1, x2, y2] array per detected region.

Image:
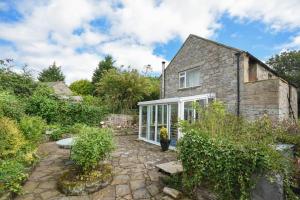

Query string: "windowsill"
[[178, 85, 201, 91]]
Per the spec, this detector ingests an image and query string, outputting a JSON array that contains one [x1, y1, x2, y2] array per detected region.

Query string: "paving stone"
[[116, 184, 131, 197], [147, 184, 160, 196], [163, 187, 181, 199], [132, 188, 151, 199], [15, 135, 193, 200], [130, 180, 145, 191], [112, 175, 130, 185]]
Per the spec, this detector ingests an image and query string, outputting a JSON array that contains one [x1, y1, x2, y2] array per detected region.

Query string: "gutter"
[[235, 52, 241, 117]]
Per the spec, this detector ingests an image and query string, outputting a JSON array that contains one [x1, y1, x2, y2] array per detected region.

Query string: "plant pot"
[[160, 139, 171, 151]]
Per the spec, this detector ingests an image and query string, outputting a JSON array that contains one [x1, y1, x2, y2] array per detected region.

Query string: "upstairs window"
[[179, 68, 201, 89]]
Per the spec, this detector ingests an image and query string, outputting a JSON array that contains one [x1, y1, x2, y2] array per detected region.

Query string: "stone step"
[[156, 161, 183, 175], [163, 187, 182, 199]]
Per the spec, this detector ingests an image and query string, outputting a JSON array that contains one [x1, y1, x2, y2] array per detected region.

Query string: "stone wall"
[[163, 35, 239, 113], [240, 79, 280, 121], [162, 35, 298, 121]]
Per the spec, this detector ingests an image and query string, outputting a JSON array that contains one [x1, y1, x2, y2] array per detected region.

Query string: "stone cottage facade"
[[161, 34, 297, 121], [138, 34, 297, 147]]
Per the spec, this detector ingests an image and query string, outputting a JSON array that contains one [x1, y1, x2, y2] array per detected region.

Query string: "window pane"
[[186, 69, 200, 87], [179, 77, 185, 88], [141, 106, 147, 138], [184, 101, 194, 123], [170, 104, 178, 146], [149, 105, 155, 141]]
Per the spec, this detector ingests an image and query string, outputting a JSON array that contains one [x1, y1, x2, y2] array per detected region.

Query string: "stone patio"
[[15, 135, 189, 200]]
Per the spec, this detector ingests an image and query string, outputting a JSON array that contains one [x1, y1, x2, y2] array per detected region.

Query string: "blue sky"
[[0, 0, 300, 83]]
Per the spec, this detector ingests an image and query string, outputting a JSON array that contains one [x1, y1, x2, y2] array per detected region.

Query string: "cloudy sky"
[[0, 0, 300, 83]]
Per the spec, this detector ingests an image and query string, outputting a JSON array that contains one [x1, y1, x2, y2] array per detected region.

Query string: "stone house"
[[138, 34, 298, 147], [44, 81, 82, 102]]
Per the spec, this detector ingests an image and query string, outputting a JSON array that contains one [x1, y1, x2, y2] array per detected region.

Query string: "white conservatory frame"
[[138, 93, 215, 148]]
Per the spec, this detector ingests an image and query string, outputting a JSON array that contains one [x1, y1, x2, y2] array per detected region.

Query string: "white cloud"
[[1, 0, 300, 83]]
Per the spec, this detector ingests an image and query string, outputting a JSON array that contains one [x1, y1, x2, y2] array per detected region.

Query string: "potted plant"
[[160, 127, 170, 151]]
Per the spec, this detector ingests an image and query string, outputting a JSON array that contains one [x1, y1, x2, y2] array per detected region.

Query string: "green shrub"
[[69, 123, 88, 135], [0, 61, 37, 97], [71, 127, 115, 172], [26, 94, 60, 123], [0, 91, 25, 121], [20, 116, 46, 143], [59, 102, 108, 126], [177, 101, 293, 200], [0, 159, 27, 194], [0, 117, 26, 159]]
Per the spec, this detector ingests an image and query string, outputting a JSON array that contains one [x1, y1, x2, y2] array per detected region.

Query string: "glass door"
[[169, 104, 178, 146], [157, 104, 168, 142], [148, 105, 156, 141], [141, 106, 147, 139]]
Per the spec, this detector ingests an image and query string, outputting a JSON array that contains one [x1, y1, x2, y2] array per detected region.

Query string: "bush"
[[69, 79, 94, 95], [177, 101, 293, 200], [59, 103, 108, 126], [0, 159, 27, 194], [20, 116, 46, 143], [0, 117, 26, 159], [71, 127, 114, 172], [0, 91, 25, 121], [0, 60, 37, 97]]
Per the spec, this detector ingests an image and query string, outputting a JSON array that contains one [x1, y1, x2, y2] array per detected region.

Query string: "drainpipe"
[[161, 61, 166, 99], [235, 52, 241, 117]]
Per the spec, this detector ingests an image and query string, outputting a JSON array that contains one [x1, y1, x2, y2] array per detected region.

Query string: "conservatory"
[[138, 93, 215, 148]]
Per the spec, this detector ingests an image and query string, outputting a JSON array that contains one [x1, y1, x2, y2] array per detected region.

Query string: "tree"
[[92, 55, 116, 84], [95, 68, 155, 113], [0, 59, 37, 96], [266, 50, 300, 87], [69, 79, 94, 95], [38, 62, 65, 82]]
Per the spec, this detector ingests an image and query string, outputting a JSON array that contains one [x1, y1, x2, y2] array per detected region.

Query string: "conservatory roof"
[[138, 93, 215, 106]]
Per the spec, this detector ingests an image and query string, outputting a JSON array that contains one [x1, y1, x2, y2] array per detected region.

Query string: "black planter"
[[160, 139, 171, 151]]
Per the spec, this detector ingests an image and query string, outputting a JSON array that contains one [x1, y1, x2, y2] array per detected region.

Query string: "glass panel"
[[157, 105, 167, 142], [195, 99, 206, 120], [170, 104, 178, 146], [179, 76, 185, 88], [186, 69, 200, 87], [184, 101, 194, 123], [149, 105, 155, 141], [141, 106, 147, 138], [208, 97, 214, 104]]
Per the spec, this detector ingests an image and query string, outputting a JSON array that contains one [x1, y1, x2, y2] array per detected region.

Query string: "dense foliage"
[[267, 50, 300, 87], [92, 55, 116, 84], [95, 68, 159, 113], [0, 159, 27, 194], [0, 59, 37, 97], [0, 91, 25, 121], [71, 127, 115, 172], [0, 117, 26, 159], [177, 101, 296, 200], [38, 62, 65, 82], [19, 116, 46, 143], [69, 79, 94, 95], [26, 85, 107, 125]]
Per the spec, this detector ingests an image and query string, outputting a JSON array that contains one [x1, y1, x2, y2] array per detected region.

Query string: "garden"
[[0, 57, 160, 199], [164, 101, 300, 200]]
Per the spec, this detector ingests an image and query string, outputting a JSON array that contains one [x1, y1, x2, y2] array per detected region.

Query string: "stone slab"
[[156, 161, 183, 175]]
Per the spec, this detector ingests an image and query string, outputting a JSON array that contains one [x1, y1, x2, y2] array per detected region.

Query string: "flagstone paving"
[[15, 135, 188, 200]]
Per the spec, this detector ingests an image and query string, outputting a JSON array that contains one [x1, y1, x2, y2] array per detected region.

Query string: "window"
[[179, 68, 201, 89]]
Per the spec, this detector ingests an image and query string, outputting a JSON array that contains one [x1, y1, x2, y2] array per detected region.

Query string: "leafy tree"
[[95, 68, 159, 113], [0, 59, 37, 97], [38, 62, 65, 82], [69, 79, 94, 95], [267, 50, 300, 87], [92, 55, 116, 84]]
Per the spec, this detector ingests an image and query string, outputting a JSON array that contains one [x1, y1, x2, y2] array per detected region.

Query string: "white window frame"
[[179, 72, 186, 89], [178, 68, 201, 89]]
